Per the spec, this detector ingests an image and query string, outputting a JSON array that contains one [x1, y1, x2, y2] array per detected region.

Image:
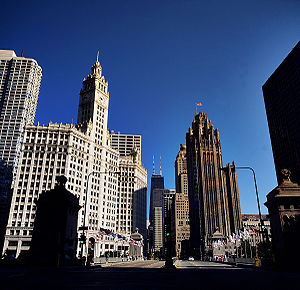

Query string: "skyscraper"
[[171, 192, 190, 258], [186, 112, 242, 255], [262, 41, 300, 184], [175, 144, 188, 194], [148, 158, 164, 253], [0, 50, 42, 252], [2, 55, 147, 258], [173, 144, 190, 257], [0, 51, 42, 172], [110, 131, 141, 157]]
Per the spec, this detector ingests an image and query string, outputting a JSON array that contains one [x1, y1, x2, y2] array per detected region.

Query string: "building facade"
[[110, 131, 141, 157], [175, 144, 188, 195], [0, 50, 42, 252], [262, 41, 300, 184], [186, 112, 242, 255], [173, 145, 190, 257], [171, 192, 190, 258], [0, 50, 42, 173], [2, 56, 147, 258], [117, 147, 147, 239]]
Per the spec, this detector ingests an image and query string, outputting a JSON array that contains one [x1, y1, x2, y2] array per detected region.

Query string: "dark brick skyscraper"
[[263, 41, 300, 184], [186, 112, 242, 256]]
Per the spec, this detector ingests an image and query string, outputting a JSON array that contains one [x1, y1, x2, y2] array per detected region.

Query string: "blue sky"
[[1, 0, 300, 215]]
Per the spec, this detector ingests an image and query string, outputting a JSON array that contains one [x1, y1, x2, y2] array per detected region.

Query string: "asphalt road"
[[176, 260, 236, 269], [1, 260, 299, 289]]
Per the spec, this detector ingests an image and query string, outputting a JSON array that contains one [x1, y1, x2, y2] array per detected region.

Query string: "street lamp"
[[232, 166, 265, 241]]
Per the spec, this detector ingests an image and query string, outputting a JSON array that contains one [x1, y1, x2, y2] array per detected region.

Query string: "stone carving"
[[281, 169, 291, 181]]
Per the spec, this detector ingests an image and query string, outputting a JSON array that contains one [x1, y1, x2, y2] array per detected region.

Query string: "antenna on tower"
[[153, 155, 155, 175], [97, 51, 99, 62], [160, 155, 162, 176]]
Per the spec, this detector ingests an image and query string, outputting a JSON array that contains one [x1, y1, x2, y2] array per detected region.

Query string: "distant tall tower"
[[0, 50, 42, 193], [263, 41, 300, 184], [173, 144, 190, 257], [149, 157, 164, 225], [186, 112, 241, 255], [175, 144, 188, 194], [148, 156, 164, 252]]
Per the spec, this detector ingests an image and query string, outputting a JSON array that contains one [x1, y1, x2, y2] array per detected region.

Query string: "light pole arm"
[[234, 166, 264, 237]]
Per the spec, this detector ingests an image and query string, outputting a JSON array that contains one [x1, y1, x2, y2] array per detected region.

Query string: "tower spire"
[[153, 155, 155, 175], [160, 155, 162, 176], [97, 51, 99, 63]]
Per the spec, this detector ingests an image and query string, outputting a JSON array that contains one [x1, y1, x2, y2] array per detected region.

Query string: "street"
[[1, 260, 299, 289]]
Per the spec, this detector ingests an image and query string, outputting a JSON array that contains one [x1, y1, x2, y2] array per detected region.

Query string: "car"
[[188, 256, 194, 261]]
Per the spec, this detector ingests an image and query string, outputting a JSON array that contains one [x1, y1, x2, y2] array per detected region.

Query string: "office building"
[[0, 50, 42, 172], [175, 144, 188, 195], [110, 131, 141, 157], [117, 147, 147, 238], [262, 41, 300, 184], [2, 55, 147, 258], [162, 189, 175, 253], [171, 192, 190, 258], [186, 112, 242, 255], [0, 50, 42, 252], [173, 144, 190, 257]]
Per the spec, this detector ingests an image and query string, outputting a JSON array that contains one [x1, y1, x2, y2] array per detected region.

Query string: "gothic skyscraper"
[[186, 112, 242, 255]]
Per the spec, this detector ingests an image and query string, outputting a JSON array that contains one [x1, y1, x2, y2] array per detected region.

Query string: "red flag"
[[196, 102, 202, 106]]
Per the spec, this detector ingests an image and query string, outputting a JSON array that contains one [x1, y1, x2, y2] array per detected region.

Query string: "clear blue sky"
[[1, 0, 300, 216]]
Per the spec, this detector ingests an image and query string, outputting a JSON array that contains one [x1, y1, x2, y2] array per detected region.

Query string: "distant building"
[[186, 112, 242, 256], [110, 131, 141, 157], [171, 192, 190, 258], [242, 214, 271, 245], [117, 148, 147, 239], [262, 41, 300, 184], [148, 164, 164, 253], [151, 188, 175, 254], [173, 144, 190, 258], [175, 144, 188, 194], [162, 189, 175, 251], [149, 174, 164, 225]]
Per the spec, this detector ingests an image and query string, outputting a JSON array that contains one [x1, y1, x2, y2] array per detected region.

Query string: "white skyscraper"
[[2, 55, 147, 259], [0, 50, 42, 173], [0, 50, 42, 252]]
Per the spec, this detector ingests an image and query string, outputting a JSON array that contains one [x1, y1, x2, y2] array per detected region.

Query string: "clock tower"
[[77, 52, 109, 146]]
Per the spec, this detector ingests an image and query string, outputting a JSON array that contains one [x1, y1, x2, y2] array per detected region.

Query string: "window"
[[22, 241, 31, 247], [8, 241, 18, 247]]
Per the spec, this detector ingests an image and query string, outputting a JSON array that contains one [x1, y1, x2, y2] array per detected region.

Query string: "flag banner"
[[196, 102, 202, 106]]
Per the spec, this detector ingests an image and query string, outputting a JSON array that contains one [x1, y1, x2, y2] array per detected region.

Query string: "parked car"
[[188, 256, 194, 261]]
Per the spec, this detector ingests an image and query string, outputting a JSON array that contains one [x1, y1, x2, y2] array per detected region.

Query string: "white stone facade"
[[117, 151, 147, 238], [2, 56, 147, 258]]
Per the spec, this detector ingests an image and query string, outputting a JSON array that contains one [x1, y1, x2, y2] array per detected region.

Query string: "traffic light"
[[79, 234, 86, 244]]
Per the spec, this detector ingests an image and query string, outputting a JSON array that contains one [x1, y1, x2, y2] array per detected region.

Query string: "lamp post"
[[233, 167, 265, 240], [79, 170, 120, 260]]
